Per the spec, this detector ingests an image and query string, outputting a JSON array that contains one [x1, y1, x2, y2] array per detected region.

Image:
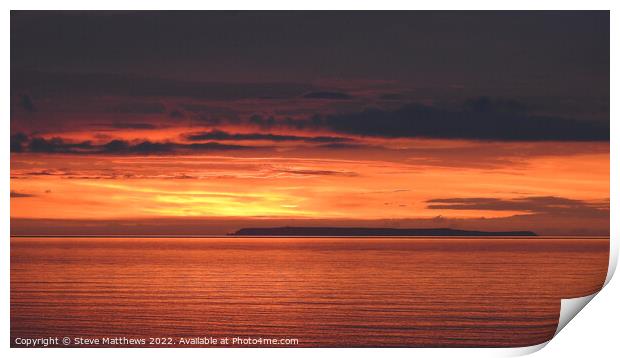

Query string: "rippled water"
[[11, 237, 608, 347]]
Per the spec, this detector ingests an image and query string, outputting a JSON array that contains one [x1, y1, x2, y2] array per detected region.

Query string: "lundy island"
[[230, 227, 537, 236]]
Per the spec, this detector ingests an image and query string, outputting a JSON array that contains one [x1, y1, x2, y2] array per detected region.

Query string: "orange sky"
[[10, 135, 609, 235]]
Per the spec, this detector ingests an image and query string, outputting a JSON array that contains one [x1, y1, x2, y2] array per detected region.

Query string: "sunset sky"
[[10, 11, 609, 235]]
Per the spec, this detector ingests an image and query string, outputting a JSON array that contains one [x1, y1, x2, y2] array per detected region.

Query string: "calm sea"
[[11, 237, 608, 347]]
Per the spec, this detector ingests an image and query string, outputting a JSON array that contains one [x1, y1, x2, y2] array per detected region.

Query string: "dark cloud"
[[196, 115, 223, 126], [102, 139, 129, 153], [378, 93, 406, 101], [245, 114, 323, 131], [108, 102, 166, 114], [10, 190, 35, 198], [316, 100, 609, 141], [248, 115, 277, 130], [179, 104, 241, 124], [108, 122, 158, 129], [277, 169, 358, 177], [25, 170, 56, 176], [303, 91, 352, 100], [169, 109, 185, 119], [29, 137, 94, 153], [118, 141, 175, 154], [185, 142, 257, 152], [317, 142, 365, 150], [102, 139, 255, 155], [12, 135, 259, 155], [20, 94, 35, 112], [10, 133, 28, 152], [463, 97, 528, 115], [184, 129, 352, 143], [197, 98, 606, 142], [427, 196, 609, 217]]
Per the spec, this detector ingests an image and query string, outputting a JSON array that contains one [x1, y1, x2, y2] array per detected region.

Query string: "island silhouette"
[[230, 227, 537, 237]]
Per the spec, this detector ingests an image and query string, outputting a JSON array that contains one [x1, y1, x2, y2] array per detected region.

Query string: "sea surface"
[[10, 237, 609, 347]]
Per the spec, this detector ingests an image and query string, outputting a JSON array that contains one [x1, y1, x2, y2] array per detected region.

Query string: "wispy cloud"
[[184, 129, 353, 143], [427, 196, 609, 217], [10, 190, 35, 198], [11, 134, 265, 155]]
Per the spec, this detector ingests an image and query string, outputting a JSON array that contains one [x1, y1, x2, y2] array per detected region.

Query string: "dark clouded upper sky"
[[10, 11, 610, 235], [12, 11, 609, 90]]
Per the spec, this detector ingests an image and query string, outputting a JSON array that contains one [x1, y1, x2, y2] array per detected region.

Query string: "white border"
[[2, 2, 617, 357]]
